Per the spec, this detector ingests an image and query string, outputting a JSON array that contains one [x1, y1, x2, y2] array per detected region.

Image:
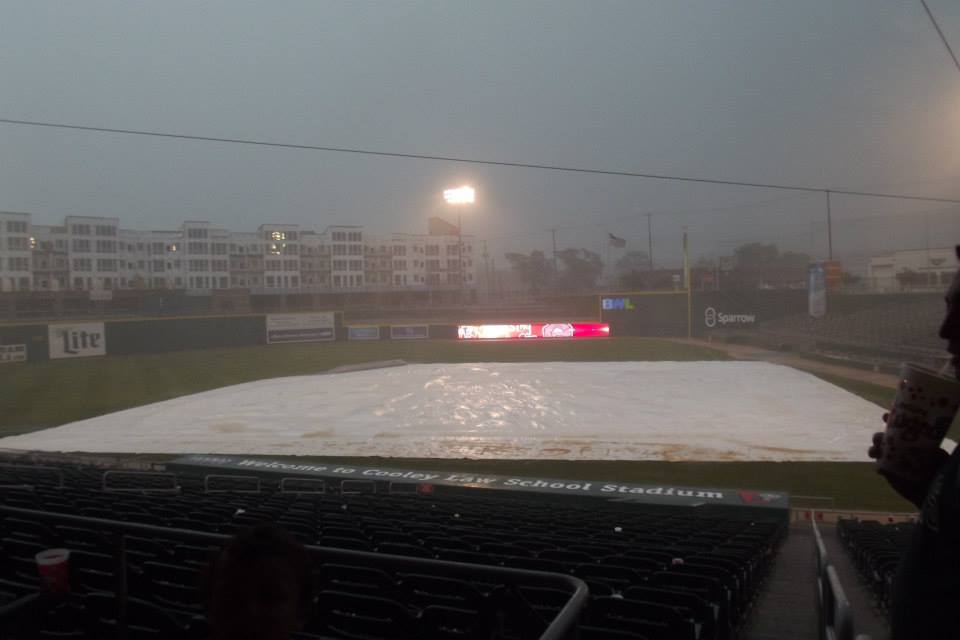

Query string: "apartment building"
[[0, 212, 476, 294]]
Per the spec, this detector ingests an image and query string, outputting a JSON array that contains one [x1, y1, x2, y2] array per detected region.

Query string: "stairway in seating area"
[[739, 523, 817, 640]]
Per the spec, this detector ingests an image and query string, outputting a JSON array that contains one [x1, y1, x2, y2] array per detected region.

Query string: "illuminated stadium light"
[[443, 185, 476, 205], [457, 322, 610, 340]]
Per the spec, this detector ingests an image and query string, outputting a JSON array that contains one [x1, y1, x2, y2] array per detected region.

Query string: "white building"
[[868, 247, 957, 292], [0, 212, 33, 292], [0, 213, 477, 294]]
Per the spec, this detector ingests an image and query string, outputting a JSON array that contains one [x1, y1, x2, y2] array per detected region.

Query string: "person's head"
[[940, 246, 960, 380], [206, 524, 313, 640]]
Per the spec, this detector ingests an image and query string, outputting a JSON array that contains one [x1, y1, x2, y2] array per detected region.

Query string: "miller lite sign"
[[48, 322, 106, 359]]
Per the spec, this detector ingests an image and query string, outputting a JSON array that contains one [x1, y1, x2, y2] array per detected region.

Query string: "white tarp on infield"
[[1, 361, 892, 461]]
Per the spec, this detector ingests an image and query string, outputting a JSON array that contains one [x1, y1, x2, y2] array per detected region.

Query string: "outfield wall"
[[599, 290, 808, 337], [0, 313, 463, 362], [598, 290, 940, 339]]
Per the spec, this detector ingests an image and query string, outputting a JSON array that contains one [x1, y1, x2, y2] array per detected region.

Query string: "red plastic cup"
[[878, 364, 960, 484], [35, 548, 71, 594]]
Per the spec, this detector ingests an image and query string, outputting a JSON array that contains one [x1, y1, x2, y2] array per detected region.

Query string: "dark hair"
[[204, 524, 313, 626]]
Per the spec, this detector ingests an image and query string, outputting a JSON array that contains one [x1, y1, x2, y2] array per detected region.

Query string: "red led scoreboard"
[[457, 322, 610, 340]]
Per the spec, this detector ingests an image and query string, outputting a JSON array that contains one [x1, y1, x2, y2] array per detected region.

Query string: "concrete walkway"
[[739, 524, 818, 640]]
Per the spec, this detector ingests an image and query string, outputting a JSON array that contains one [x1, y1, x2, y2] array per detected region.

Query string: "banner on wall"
[[266, 313, 335, 344], [171, 454, 790, 510], [390, 325, 429, 340], [808, 264, 827, 318], [0, 344, 26, 363], [48, 323, 106, 359], [348, 326, 381, 341], [457, 322, 609, 340]]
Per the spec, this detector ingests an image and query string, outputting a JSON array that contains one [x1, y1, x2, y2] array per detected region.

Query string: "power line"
[[3, 117, 960, 204], [920, 0, 960, 75]]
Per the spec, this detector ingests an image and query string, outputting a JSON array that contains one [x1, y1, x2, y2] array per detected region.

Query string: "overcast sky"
[[2, 1, 960, 270]]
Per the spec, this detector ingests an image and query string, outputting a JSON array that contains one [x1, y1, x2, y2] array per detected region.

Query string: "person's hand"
[[868, 413, 949, 509]]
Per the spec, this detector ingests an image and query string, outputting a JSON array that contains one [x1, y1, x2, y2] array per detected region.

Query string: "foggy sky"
[[2, 0, 960, 271]]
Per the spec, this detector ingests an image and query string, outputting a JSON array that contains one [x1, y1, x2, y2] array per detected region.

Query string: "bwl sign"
[[48, 323, 107, 359]]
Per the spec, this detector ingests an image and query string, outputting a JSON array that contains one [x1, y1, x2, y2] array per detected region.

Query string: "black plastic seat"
[[312, 590, 420, 639]]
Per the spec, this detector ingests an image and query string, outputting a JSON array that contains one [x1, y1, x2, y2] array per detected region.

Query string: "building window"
[[349, 260, 362, 271], [6, 220, 27, 233], [152, 260, 165, 272], [266, 260, 282, 270], [187, 228, 208, 239], [349, 232, 361, 241], [270, 231, 286, 241], [96, 259, 117, 271], [95, 225, 117, 236], [348, 245, 362, 255], [211, 243, 228, 255], [72, 258, 92, 272], [283, 260, 298, 271], [71, 239, 91, 252], [71, 224, 91, 235], [426, 245, 439, 256], [95, 240, 117, 253], [212, 259, 228, 271], [8, 257, 30, 271]]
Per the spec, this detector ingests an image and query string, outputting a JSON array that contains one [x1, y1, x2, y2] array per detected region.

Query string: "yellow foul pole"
[[683, 226, 691, 338]]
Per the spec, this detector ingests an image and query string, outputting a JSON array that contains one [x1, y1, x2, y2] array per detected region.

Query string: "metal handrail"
[[101, 470, 180, 493], [203, 474, 261, 494], [0, 504, 588, 640], [279, 477, 326, 494], [824, 565, 855, 640], [340, 479, 376, 494]]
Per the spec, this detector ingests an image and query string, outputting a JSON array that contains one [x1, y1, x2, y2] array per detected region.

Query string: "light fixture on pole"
[[443, 186, 475, 303]]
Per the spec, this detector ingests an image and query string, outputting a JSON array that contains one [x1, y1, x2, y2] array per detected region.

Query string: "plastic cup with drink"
[[877, 363, 960, 484], [35, 548, 71, 594]]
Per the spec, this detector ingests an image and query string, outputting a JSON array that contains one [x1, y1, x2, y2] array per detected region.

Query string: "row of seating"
[[0, 462, 787, 639], [836, 518, 913, 612]]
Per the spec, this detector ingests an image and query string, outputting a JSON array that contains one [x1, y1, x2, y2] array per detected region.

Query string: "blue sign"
[[601, 297, 636, 310], [390, 325, 429, 340], [348, 326, 381, 341]]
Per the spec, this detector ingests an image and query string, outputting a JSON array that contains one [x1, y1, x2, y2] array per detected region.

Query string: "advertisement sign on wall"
[[48, 323, 106, 359], [808, 264, 827, 318], [172, 454, 789, 510], [348, 326, 381, 341], [457, 323, 610, 340], [266, 313, 335, 344], [0, 344, 26, 364], [703, 307, 757, 329], [390, 325, 429, 340]]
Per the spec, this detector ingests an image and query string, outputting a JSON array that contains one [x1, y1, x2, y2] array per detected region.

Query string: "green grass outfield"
[[1, 337, 914, 511]]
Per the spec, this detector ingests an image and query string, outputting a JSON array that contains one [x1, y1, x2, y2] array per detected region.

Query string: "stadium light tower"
[[443, 186, 475, 303]]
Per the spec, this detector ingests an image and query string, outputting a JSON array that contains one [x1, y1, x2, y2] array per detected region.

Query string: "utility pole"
[[549, 228, 558, 277], [482, 240, 490, 299], [825, 190, 833, 261], [646, 213, 654, 270]]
